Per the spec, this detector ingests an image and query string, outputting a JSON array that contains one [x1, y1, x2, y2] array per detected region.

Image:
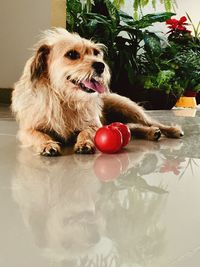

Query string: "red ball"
[[109, 122, 131, 147], [94, 126, 123, 153]]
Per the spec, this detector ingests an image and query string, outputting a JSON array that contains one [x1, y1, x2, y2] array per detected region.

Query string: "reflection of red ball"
[[116, 151, 130, 172], [109, 122, 131, 147], [93, 152, 130, 182], [94, 126, 123, 153], [94, 154, 122, 182]]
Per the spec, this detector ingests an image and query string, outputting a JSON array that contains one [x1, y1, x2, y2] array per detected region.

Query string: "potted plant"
[[141, 15, 200, 109], [165, 15, 200, 107], [165, 15, 200, 94], [142, 69, 184, 109]]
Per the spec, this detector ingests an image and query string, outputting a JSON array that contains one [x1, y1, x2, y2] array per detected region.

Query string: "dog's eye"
[[65, 50, 80, 60], [93, 49, 100, 56]]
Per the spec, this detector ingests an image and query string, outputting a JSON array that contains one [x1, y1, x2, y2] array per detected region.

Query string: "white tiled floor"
[[1, 106, 200, 267]]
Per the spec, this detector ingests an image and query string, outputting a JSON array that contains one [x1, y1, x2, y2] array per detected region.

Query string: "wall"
[[175, 0, 199, 26], [0, 0, 66, 89]]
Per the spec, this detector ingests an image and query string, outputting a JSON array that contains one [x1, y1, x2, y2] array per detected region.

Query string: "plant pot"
[[175, 90, 197, 108], [184, 90, 197, 97], [196, 92, 200, 105], [144, 90, 179, 110], [175, 96, 197, 108], [112, 83, 179, 110]]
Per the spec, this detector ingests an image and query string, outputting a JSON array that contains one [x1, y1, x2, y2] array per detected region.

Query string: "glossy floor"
[[1, 106, 200, 267]]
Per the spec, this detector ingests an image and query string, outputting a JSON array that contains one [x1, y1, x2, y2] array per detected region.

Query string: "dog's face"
[[31, 29, 111, 98]]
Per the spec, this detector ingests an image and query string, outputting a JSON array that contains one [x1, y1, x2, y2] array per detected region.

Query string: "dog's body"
[[12, 28, 183, 156]]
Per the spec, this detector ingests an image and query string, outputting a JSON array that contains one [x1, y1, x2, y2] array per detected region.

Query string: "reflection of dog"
[[12, 144, 167, 265], [12, 150, 103, 258], [12, 28, 184, 156]]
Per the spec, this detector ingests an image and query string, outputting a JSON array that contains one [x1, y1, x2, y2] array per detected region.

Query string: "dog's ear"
[[31, 44, 50, 83]]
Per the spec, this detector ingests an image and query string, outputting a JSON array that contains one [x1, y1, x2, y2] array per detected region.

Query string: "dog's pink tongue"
[[82, 80, 106, 93]]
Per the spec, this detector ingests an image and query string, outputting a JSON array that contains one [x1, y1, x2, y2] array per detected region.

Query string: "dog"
[[12, 28, 184, 156]]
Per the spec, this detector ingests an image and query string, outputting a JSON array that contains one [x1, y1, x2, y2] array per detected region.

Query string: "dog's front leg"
[[18, 129, 61, 156], [74, 128, 97, 154]]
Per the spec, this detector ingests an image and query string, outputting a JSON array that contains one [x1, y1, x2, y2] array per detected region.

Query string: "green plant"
[[66, 0, 174, 92], [143, 70, 184, 96], [172, 50, 200, 91], [143, 14, 200, 95], [165, 15, 200, 92]]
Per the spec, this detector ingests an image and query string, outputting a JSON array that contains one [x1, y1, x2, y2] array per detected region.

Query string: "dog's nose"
[[92, 62, 105, 75]]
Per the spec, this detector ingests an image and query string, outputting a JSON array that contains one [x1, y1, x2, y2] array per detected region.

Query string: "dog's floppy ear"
[[31, 44, 50, 82]]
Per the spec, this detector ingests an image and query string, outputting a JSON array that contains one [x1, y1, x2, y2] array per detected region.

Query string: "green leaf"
[[194, 84, 200, 92], [144, 32, 162, 56], [164, 0, 172, 11], [86, 13, 110, 24], [119, 10, 135, 26], [144, 77, 154, 89], [133, 11, 139, 21], [133, 0, 140, 20], [141, 0, 149, 7], [186, 12, 200, 39], [113, 0, 125, 9], [67, 0, 82, 14], [66, 0, 83, 31], [139, 12, 175, 25], [133, 0, 140, 11], [105, 0, 120, 26], [156, 70, 175, 86], [123, 12, 175, 29], [119, 10, 133, 20], [85, 20, 112, 41], [152, 0, 156, 10]]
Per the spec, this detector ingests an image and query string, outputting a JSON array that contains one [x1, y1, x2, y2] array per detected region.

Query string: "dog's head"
[[30, 28, 111, 97]]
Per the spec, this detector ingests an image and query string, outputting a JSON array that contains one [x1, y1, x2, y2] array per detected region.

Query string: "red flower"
[[179, 16, 187, 23], [166, 16, 191, 33]]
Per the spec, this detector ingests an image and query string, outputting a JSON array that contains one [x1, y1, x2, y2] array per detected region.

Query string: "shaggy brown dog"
[[12, 28, 183, 156]]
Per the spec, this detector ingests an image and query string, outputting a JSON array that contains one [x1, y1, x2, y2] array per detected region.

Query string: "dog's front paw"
[[147, 127, 161, 141], [39, 141, 61, 157], [74, 140, 95, 154]]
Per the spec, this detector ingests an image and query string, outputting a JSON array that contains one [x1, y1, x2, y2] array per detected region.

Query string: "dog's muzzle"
[[68, 77, 106, 94]]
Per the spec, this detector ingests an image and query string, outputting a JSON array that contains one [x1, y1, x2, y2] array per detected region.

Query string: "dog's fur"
[[12, 28, 183, 156]]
